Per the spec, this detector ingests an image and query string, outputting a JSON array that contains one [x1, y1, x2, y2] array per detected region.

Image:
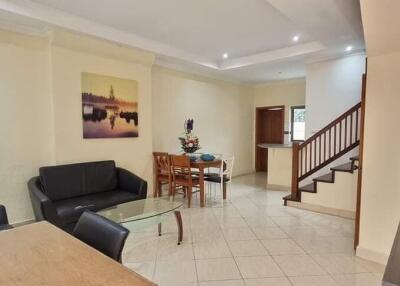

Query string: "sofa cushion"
[[39, 161, 117, 201], [53, 189, 140, 225]]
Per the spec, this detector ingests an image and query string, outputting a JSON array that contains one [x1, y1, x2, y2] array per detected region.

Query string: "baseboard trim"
[[232, 171, 257, 178], [286, 201, 355, 219], [266, 184, 290, 191], [356, 246, 389, 265], [11, 218, 36, 227]]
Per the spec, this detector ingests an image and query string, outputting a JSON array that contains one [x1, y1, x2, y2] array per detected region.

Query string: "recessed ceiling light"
[[223, 53, 228, 59], [292, 35, 300, 42], [346, 45, 353, 52]]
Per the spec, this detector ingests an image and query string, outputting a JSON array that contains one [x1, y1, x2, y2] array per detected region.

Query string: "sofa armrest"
[[116, 168, 147, 199], [27, 177, 63, 226], [0, 204, 9, 225]]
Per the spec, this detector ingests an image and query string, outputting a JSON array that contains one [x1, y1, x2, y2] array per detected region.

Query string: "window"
[[291, 106, 306, 141]]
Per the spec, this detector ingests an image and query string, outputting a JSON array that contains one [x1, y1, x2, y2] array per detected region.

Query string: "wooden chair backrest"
[[153, 152, 170, 175], [170, 155, 192, 182]]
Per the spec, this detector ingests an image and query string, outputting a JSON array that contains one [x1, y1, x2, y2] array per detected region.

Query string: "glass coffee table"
[[97, 198, 184, 245]]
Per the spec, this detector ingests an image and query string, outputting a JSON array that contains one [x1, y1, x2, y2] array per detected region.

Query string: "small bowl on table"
[[200, 154, 215, 162]]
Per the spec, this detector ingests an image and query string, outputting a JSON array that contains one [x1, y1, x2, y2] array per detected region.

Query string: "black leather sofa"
[[0, 204, 13, 231], [28, 160, 147, 233]]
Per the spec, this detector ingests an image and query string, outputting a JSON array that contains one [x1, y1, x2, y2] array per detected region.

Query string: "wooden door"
[[255, 106, 285, 172]]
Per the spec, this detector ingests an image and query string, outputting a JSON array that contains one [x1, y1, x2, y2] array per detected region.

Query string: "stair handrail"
[[290, 102, 362, 201], [302, 103, 361, 146]]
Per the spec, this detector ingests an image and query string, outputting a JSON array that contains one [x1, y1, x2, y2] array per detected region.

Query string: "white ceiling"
[[0, 0, 365, 84]]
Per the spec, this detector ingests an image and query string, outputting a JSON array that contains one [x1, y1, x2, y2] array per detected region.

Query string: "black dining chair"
[[73, 211, 129, 263], [0, 204, 13, 231]]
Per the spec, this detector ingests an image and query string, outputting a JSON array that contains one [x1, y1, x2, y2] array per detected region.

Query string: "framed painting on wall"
[[81, 72, 139, 138]]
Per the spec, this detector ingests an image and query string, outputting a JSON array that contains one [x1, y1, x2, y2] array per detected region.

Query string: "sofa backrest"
[[39, 161, 117, 201]]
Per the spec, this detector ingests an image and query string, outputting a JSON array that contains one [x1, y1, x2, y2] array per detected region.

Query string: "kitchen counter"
[[258, 143, 292, 190], [257, 143, 292, 149]]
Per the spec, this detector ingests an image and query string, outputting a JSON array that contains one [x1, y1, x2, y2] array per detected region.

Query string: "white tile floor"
[[122, 173, 385, 286]]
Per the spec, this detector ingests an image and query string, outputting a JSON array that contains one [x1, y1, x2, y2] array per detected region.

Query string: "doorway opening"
[[255, 106, 285, 172]]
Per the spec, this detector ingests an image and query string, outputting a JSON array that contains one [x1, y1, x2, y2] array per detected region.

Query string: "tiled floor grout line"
[[214, 199, 244, 282], [124, 174, 384, 286], [231, 194, 297, 285], [191, 211, 200, 285]]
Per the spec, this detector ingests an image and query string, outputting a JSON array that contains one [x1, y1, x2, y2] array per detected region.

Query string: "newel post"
[[291, 142, 300, 201]]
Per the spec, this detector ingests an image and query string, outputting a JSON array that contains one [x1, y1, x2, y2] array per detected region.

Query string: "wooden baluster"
[[300, 147, 303, 177], [334, 125, 337, 156], [339, 120, 342, 152], [324, 131, 326, 162], [289, 103, 361, 184], [305, 143, 308, 173], [329, 127, 332, 158], [343, 116, 348, 148], [308, 143, 311, 173], [314, 139, 317, 169], [355, 108, 359, 141], [350, 112, 354, 144], [291, 143, 300, 200], [319, 136, 321, 166]]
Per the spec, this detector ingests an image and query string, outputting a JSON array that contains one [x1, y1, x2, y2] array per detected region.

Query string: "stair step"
[[350, 155, 359, 161], [299, 183, 316, 193], [313, 172, 334, 183], [283, 194, 300, 205], [283, 194, 297, 201], [331, 162, 357, 173]]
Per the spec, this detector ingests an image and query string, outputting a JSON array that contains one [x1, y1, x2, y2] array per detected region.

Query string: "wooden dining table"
[[0, 221, 156, 286], [190, 159, 226, 207]]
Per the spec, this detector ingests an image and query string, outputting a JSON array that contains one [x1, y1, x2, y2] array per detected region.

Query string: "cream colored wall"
[[358, 51, 400, 264], [357, 0, 400, 264], [0, 30, 55, 223], [305, 55, 365, 138], [302, 171, 358, 214], [152, 66, 254, 176], [254, 79, 306, 143], [267, 148, 292, 190], [0, 29, 155, 224], [50, 33, 154, 189]]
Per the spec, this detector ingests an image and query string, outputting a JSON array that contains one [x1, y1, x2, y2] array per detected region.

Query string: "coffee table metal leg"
[[174, 211, 183, 245], [158, 223, 162, 236]]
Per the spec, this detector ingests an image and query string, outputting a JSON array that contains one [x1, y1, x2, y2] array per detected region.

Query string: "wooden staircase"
[[284, 103, 362, 205], [295, 156, 359, 199]]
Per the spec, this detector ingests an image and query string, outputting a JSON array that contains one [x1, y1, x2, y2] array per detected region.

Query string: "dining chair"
[[73, 211, 129, 263], [170, 154, 200, 208], [0, 204, 13, 231], [204, 155, 235, 201], [153, 152, 172, 197], [204, 153, 223, 178]]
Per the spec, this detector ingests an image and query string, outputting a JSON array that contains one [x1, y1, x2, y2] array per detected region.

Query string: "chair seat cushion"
[[204, 175, 230, 183], [53, 190, 140, 224], [204, 172, 220, 177]]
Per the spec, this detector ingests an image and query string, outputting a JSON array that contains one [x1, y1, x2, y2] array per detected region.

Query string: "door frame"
[[255, 105, 285, 171]]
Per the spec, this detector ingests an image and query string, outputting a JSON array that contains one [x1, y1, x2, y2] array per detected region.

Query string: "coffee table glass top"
[[97, 197, 183, 224]]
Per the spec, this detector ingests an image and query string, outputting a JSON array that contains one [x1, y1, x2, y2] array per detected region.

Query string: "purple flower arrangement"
[[179, 119, 200, 154]]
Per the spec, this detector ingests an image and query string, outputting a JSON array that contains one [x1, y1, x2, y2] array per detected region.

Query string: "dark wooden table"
[[190, 159, 226, 207]]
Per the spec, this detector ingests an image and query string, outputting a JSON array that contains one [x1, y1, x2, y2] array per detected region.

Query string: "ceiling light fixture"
[[292, 35, 300, 42], [223, 53, 228, 59], [345, 45, 353, 52]]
